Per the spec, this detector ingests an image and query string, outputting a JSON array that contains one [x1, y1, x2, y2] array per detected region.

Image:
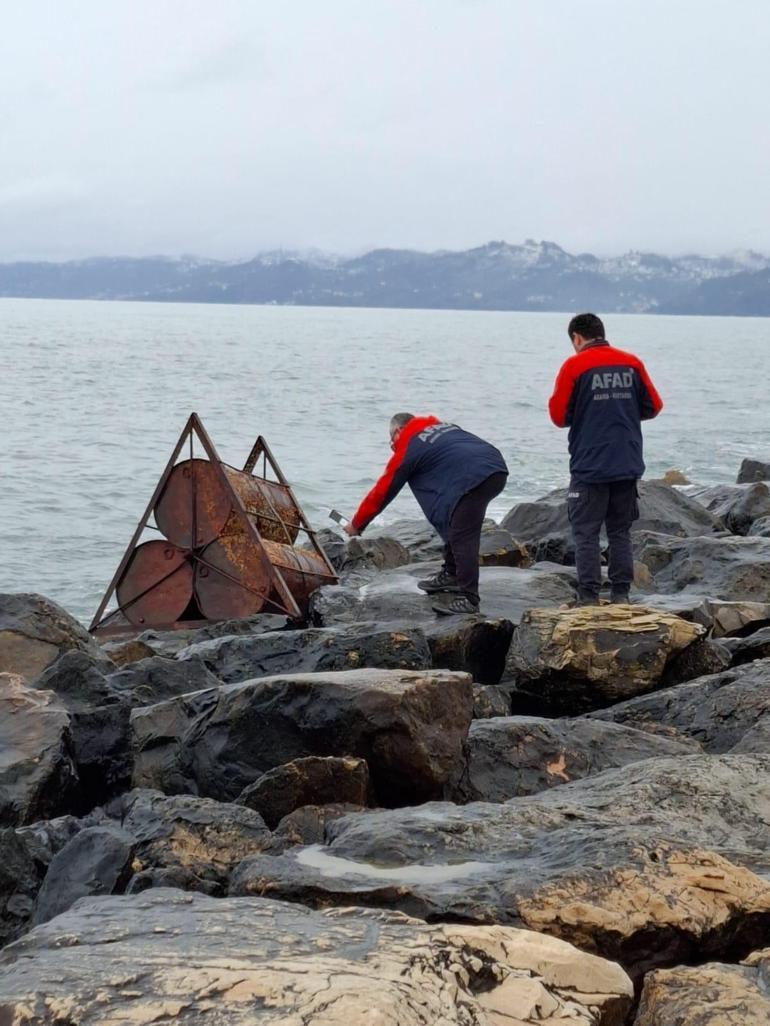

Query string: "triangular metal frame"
[[90, 412, 337, 636]]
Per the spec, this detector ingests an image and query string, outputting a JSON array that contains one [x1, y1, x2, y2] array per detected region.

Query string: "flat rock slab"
[[0, 889, 633, 1026], [726, 626, 770, 666], [506, 605, 704, 714], [634, 949, 770, 1025], [0, 674, 79, 826], [231, 754, 770, 980], [176, 624, 432, 684], [636, 532, 770, 601], [131, 668, 473, 807], [447, 716, 698, 802], [588, 657, 770, 754], [311, 562, 575, 627], [0, 592, 112, 681]]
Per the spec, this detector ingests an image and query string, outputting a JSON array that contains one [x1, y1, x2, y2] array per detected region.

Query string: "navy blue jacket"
[[352, 416, 508, 539], [549, 341, 663, 482]]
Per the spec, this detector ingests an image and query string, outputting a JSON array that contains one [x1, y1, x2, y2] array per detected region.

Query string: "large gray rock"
[[176, 624, 432, 683], [505, 605, 704, 715], [447, 716, 698, 802], [132, 668, 473, 807], [119, 789, 271, 894], [368, 518, 445, 560], [634, 950, 770, 1025], [231, 755, 770, 981], [107, 654, 223, 704], [737, 457, 770, 484], [726, 626, 770, 666], [749, 515, 770, 537], [0, 674, 79, 826], [589, 658, 770, 754], [636, 532, 770, 600], [310, 562, 575, 627], [687, 481, 770, 535], [501, 482, 723, 564], [0, 889, 634, 1026], [133, 614, 289, 659], [625, 593, 770, 638], [32, 824, 135, 925], [237, 756, 370, 828], [0, 593, 112, 681]]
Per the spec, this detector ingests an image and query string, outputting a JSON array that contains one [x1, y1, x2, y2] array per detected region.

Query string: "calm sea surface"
[[2, 298, 768, 622]]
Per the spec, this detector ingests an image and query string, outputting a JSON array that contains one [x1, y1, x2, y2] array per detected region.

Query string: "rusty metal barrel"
[[154, 458, 301, 549], [194, 530, 330, 620], [116, 540, 193, 626]]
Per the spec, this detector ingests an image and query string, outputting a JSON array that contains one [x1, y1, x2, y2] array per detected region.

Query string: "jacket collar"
[[582, 339, 610, 351], [394, 415, 439, 452]]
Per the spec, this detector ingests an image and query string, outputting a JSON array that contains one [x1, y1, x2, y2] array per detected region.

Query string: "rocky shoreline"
[[1, 460, 769, 1023]]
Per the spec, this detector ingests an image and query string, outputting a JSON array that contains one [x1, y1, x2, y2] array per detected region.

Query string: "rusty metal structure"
[[90, 413, 338, 636]]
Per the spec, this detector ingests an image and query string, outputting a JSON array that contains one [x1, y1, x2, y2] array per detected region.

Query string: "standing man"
[[548, 313, 663, 605], [345, 413, 508, 615]]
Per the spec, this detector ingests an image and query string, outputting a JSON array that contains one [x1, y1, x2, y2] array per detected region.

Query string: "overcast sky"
[[1, 0, 768, 261]]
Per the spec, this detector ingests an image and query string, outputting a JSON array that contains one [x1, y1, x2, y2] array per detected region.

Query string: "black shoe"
[[417, 568, 460, 593], [432, 594, 480, 616], [610, 591, 631, 604]]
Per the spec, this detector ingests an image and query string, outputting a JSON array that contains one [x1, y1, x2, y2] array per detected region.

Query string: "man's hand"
[[344, 522, 361, 537]]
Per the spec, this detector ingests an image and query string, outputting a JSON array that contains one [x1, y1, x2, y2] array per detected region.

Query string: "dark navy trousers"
[[443, 471, 508, 603], [567, 478, 639, 601]]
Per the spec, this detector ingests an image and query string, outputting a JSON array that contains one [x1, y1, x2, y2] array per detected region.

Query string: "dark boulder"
[[237, 756, 370, 828], [478, 524, 531, 567], [0, 889, 634, 1025], [340, 535, 412, 576], [589, 657, 770, 754], [660, 637, 731, 685], [636, 532, 770, 600], [0, 592, 112, 682], [0, 829, 44, 947], [32, 824, 135, 925], [505, 605, 704, 715], [176, 624, 432, 684], [447, 716, 698, 802], [99, 637, 156, 667], [265, 803, 366, 852], [737, 457, 770, 484], [132, 668, 473, 807], [424, 616, 514, 685], [687, 481, 770, 535], [118, 789, 271, 895], [107, 654, 223, 705], [501, 482, 723, 564], [231, 754, 770, 982], [369, 518, 445, 561], [472, 684, 512, 718], [725, 626, 770, 665], [0, 674, 80, 826], [749, 515, 770, 537]]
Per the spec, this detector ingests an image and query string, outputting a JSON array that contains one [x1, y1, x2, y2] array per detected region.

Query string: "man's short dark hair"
[[568, 313, 605, 341]]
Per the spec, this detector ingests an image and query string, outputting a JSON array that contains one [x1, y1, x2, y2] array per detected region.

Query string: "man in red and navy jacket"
[[345, 414, 508, 615], [549, 313, 663, 605]]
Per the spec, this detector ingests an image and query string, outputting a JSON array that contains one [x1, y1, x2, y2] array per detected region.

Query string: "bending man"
[[548, 313, 663, 605], [345, 414, 508, 615]]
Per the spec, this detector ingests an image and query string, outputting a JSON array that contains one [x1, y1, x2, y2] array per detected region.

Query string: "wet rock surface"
[[0, 674, 79, 826], [636, 532, 770, 600], [236, 756, 370, 828], [0, 593, 112, 681], [447, 716, 698, 802], [0, 889, 634, 1026], [177, 623, 432, 683], [132, 667, 473, 806], [505, 605, 704, 715], [634, 949, 770, 1025], [231, 754, 770, 980], [687, 481, 770, 535], [588, 657, 770, 753], [737, 457, 770, 484]]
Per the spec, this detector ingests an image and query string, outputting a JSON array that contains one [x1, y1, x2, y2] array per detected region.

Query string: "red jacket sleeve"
[[351, 447, 412, 532], [636, 360, 664, 420], [548, 358, 578, 427]]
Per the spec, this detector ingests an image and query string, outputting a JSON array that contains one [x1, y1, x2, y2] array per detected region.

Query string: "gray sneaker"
[[417, 568, 460, 593], [432, 594, 480, 616]]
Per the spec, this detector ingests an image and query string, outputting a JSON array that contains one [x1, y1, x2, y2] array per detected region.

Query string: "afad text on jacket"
[[548, 340, 663, 482]]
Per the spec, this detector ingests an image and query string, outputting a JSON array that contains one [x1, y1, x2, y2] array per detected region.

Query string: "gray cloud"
[[0, 0, 768, 261]]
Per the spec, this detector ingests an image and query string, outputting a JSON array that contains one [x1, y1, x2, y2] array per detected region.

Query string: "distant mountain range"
[[1, 240, 769, 315]]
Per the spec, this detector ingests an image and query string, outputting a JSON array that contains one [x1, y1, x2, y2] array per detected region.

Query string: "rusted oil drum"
[[154, 459, 300, 548], [116, 540, 193, 626], [194, 533, 330, 620]]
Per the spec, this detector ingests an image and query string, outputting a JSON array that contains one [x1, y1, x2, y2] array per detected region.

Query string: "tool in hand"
[[329, 508, 350, 525]]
